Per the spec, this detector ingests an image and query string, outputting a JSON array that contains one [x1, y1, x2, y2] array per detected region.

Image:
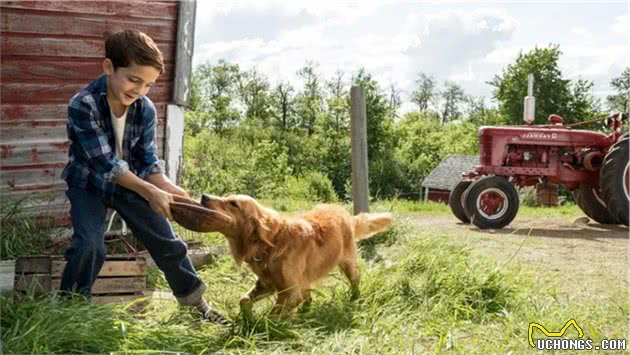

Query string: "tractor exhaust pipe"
[[583, 151, 603, 171], [523, 74, 535, 124]]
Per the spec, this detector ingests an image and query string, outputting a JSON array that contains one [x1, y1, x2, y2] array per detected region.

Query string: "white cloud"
[[193, 2, 628, 114], [611, 14, 630, 35]]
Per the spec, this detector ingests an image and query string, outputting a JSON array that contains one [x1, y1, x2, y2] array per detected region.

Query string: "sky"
[[192, 1, 629, 114]]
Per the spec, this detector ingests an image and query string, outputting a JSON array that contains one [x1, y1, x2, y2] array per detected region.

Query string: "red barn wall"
[[1, 0, 179, 222], [428, 189, 450, 204]]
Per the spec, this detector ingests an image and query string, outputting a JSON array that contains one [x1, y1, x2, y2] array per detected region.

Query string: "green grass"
[[2, 202, 625, 354], [0, 197, 66, 259]]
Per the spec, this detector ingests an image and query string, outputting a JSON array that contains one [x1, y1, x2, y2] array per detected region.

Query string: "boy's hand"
[[146, 186, 174, 220], [147, 173, 190, 199]]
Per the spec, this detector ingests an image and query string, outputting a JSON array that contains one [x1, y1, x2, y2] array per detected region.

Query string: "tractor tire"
[[600, 134, 629, 226], [464, 176, 519, 229], [572, 184, 619, 224], [449, 180, 472, 223]]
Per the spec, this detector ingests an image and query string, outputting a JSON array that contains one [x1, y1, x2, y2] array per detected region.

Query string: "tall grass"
[[0, 197, 65, 259], [1, 201, 622, 354]]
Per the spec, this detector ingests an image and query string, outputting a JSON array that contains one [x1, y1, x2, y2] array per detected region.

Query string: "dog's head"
[[200, 194, 280, 260], [170, 195, 233, 233]]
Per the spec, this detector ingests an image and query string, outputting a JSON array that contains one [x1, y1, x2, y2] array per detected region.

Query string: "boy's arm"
[[69, 96, 173, 219], [68, 96, 130, 184], [134, 100, 190, 199], [134, 101, 164, 180], [114, 172, 174, 220]]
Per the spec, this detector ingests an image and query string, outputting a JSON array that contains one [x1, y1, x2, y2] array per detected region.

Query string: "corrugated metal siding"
[[0, 0, 179, 223]]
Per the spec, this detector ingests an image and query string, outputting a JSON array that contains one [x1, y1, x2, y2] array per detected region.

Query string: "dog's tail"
[[352, 212, 393, 240]]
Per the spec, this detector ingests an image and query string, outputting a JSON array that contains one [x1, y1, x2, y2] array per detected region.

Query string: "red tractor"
[[449, 112, 628, 229]]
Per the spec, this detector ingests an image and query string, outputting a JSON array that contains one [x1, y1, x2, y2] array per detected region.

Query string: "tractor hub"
[[476, 188, 508, 219]]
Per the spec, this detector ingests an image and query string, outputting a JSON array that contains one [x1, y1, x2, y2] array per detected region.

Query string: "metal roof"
[[421, 154, 479, 190]]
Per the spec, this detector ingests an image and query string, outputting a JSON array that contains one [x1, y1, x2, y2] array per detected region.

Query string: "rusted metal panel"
[[0, 0, 179, 224]]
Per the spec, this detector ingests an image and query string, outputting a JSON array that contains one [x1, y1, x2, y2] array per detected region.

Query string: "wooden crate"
[[14, 255, 146, 303], [536, 183, 559, 207]]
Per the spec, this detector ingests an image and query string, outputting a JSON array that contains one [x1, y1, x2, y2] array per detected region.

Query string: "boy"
[[60, 30, 227, 325]]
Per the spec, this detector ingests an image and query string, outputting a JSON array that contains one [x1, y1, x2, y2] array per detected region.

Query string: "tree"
[[189, 60, 242, 135], [411, 73, 436, 112], [271, 81, 296, 130], [464, 95, 486, 117], [296, 62, 323, 135], [238, 68, 273, 126], [352, 68, 392, 159], [387, 82, 402, 117], [440, 80, 465, 124], [607, 67, 630, 112], [324, 70, 350, 134], [489, 45, 596, 124], [569, 79, 599, 119]]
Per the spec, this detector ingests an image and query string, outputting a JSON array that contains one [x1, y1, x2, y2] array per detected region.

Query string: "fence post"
[[351, 86, 369, 214]]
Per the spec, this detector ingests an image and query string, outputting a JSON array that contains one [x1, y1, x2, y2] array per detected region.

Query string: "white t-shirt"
[[111, 109, 128, 159]]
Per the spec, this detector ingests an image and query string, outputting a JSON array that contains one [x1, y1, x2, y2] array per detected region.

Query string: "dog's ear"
[[242, 217, 275, 248], [256, 216, 276, 247]]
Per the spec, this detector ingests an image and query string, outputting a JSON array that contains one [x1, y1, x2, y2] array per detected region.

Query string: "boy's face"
[[103, 59, 160, 109]]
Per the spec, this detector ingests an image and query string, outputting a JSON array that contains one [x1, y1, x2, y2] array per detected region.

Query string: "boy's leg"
[[112, 187, 226, 323], [60, 187, 108, 297]]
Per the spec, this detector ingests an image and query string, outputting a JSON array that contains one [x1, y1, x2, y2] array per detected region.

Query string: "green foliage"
[[411, 72, 436, 111], [182, 131, 290, 199], [286, 172, 338, 203], [1, 198, 64, 259], [295, 62, 324, 136], [440, 80, 465, 124], [607, 67, 630, 112], [3, 213, 619, 354], [184, 54, 608, 202], [489, 45, 597, 124]]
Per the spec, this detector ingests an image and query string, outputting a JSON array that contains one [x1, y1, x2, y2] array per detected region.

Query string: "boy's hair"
[[105, 30, 164, 74]]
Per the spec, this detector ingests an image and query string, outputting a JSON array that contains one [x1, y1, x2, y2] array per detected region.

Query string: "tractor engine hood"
[[479, 126, 611, 149]]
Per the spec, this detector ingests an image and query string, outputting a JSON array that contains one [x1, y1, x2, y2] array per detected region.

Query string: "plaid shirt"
[[61, 74, 164, 202]]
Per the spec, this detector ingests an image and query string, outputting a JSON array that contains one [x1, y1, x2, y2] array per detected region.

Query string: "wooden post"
[[173, 0, 196, 106], [351, 86, 369, 214]]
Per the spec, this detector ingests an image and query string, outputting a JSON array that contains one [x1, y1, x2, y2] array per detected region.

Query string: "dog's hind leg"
[[339, 259, 360, 300], [240, 279, 273, 316]]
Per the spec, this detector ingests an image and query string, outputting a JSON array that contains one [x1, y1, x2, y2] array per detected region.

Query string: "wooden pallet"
[[14, 255, 146, 303]]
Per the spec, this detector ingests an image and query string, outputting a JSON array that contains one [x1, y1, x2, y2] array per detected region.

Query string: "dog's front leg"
[[272, 288, 305, 316], [240, 279, 273, 317]]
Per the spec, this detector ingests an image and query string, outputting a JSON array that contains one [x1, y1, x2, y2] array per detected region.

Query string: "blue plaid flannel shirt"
[[61, 74, 164, 202]]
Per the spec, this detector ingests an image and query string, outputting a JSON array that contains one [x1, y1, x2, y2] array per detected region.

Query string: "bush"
[[182, 131, 290, 199], [286, 172, 338, 202]]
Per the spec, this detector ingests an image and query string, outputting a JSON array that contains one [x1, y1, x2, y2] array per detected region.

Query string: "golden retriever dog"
[[171, 194, 392, 315]]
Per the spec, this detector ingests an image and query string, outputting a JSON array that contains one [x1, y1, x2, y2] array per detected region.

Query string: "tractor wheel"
[[449, 180, 472, 223], [600, 134, 629, 226], [464, 176, 519, 229], [572, 184, 619, 224]]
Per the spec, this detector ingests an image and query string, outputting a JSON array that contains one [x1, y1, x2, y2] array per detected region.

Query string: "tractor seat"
[[548, 114, 564, 124]]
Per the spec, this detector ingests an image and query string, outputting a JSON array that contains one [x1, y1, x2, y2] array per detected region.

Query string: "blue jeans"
[[60, 186, 206, 305]]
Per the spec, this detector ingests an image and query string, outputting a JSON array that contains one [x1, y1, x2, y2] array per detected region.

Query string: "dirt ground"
[[407, 214, 629, 300]]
